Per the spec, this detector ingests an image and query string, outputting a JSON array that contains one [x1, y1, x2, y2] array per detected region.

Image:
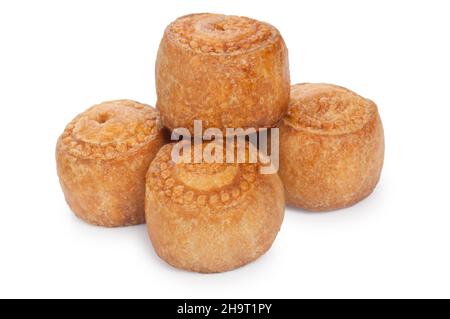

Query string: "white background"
[[0, 0, 449, 298]]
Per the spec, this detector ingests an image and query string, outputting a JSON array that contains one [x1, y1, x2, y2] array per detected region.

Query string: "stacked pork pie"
[[56, 13, 384, 273]]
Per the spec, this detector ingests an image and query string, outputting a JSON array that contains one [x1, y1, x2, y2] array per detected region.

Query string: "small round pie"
[[156, 13, 290, 133], [279, 83, 385, 211], [56, 100, 168, 227], [145, 141, 285, 273]]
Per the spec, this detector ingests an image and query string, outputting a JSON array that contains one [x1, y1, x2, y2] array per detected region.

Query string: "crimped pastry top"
[[147, 142, 259, 212], [165, 13, 279, 55], [283, 83, 377, 135], [58, 100, 160, 160]]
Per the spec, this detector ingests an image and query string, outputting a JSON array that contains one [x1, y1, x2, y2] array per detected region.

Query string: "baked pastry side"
[[156, 13, 290, 133], [279, 83, 385, 211], [145, 142, 285, 273], [56, 100, 168, 227]]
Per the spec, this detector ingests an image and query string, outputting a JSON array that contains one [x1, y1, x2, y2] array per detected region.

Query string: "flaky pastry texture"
[[279, 83, 385, 211], [145, 142, 285, 273], [56, 100, 168, 226], [156, 13, 290, 133]]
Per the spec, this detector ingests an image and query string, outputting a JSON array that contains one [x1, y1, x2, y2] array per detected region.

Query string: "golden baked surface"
[[279, 83, 384, 211], [284, 83, 376, 135], [166, 13, 277, 54], [148, 149, 257, 211], [145, 142, 285, 273], [156, 13, 290, 133], [58, 100, 160, 160], [56, 100, 167, 227]]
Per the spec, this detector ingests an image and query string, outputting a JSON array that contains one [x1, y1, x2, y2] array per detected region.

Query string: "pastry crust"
[[279, 83, 385, 211], [145, 142, 285, 273], [56, 100, 168, 227], [156, 13, 290, 133]]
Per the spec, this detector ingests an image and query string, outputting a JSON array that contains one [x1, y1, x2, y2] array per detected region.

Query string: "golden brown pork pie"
[[145, 141, 285, 273], [56, 100, 167, 226], [279, 83, 385, 211], [155, 13, 290, 133]]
